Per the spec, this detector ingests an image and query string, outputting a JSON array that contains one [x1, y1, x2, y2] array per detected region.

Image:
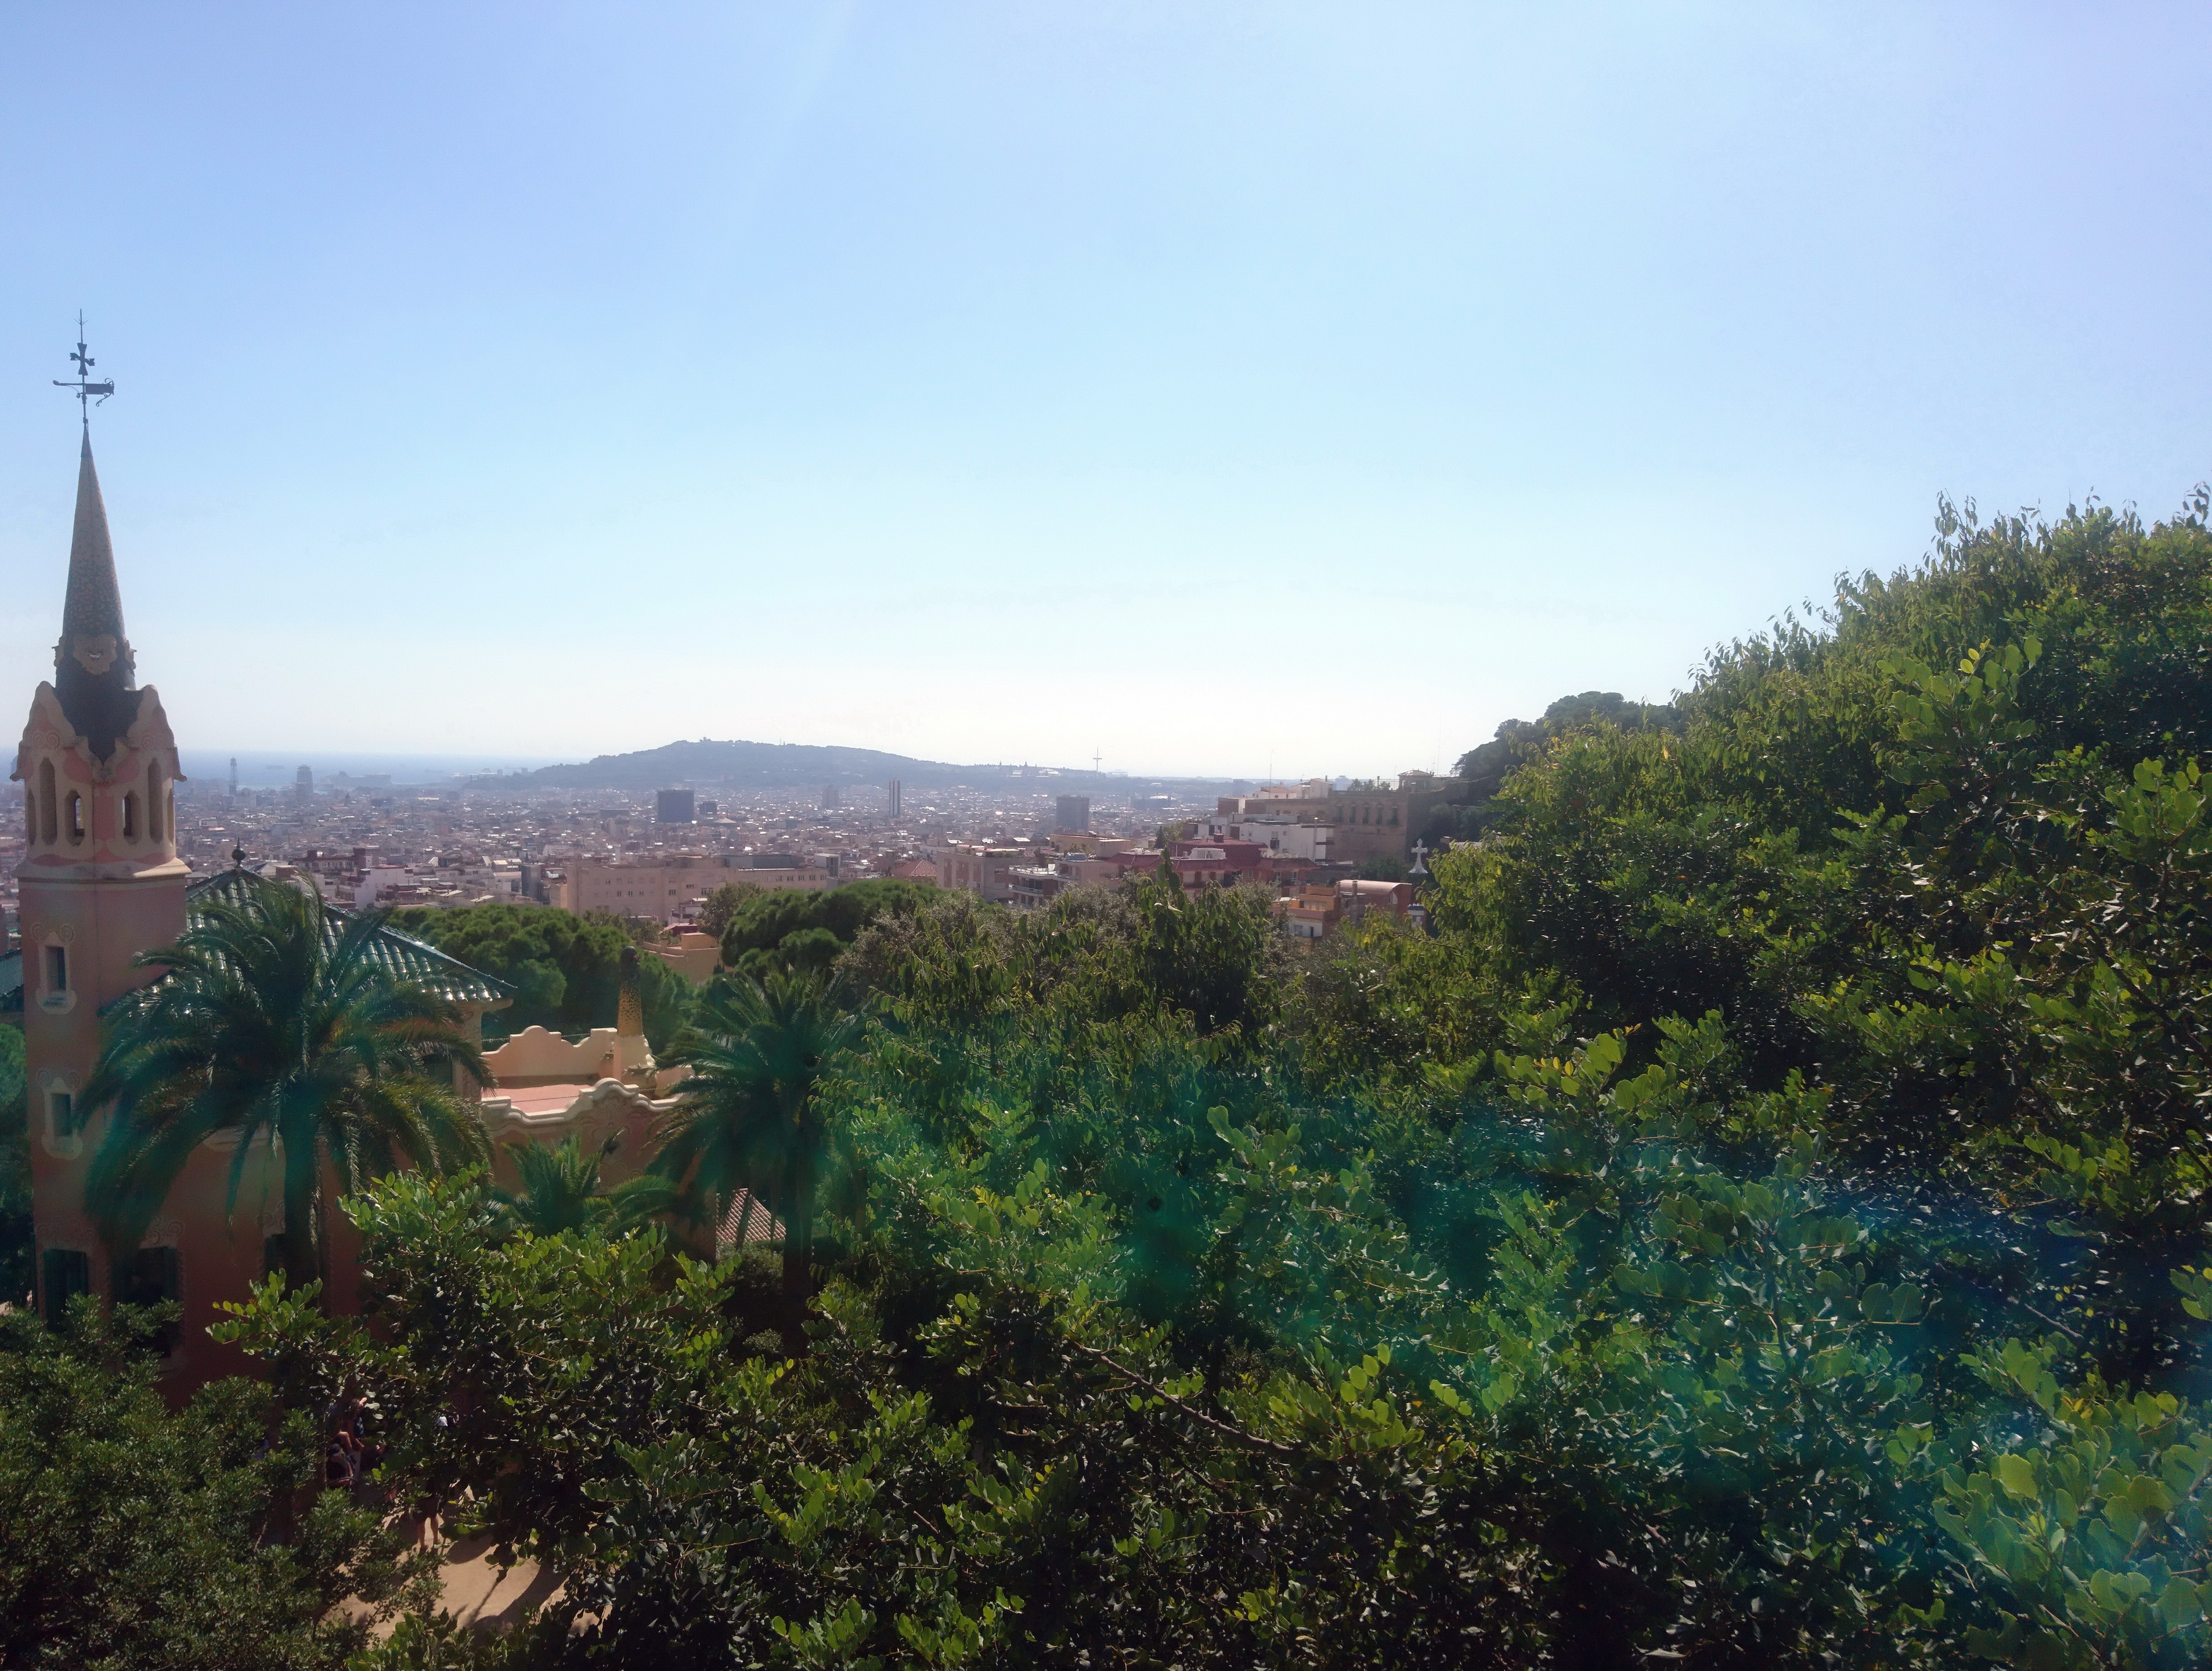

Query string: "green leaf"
[[1993, 1453, 2039, 1503]]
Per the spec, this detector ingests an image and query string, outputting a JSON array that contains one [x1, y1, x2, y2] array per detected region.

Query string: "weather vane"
[[53, 312, 114, 423]]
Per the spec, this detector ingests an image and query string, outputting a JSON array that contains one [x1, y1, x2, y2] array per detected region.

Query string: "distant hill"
[[472, 738, 1241, 798]]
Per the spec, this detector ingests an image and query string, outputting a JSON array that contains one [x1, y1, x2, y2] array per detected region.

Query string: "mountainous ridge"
[[473, 737, 1244, 795]]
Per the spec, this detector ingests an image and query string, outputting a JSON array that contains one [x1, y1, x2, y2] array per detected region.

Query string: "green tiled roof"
[[186, 869, 514, 1007]]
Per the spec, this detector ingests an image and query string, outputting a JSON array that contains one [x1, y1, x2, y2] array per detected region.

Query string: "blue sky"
[[1, 3, 2206, 780]]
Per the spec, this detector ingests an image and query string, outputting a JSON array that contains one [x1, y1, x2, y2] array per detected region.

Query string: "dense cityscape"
[[0, 759, 1458, 946]]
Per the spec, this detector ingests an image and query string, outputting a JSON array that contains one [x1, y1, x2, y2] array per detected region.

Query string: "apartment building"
[[556, 852, 831, 916], [933, 844, 1024, 903]]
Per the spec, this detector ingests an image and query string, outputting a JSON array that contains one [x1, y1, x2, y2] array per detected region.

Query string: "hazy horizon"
[[176, 743, 1256, 787], [5, 4, 2209, 778]]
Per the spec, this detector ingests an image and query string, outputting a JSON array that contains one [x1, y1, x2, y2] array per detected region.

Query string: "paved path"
[[432, 1533, 564, 1631], [339, 1524, 566, 1642]]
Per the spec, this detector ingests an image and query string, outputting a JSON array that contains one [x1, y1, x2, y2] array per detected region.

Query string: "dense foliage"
[[717, 878, 935, 980], [0, 1028, 27, 1308], [1436, 689, 1680, 843], [0, 1299, 425, 1669], [392, 903, 694, 1050], [698, 879, 764, 940]]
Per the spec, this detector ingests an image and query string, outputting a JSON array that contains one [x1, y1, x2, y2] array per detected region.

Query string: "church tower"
[[18, 425, 190, 1336]]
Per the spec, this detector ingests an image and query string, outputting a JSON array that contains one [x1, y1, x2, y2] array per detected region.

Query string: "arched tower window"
[[37, 760, 56, 846], [66, 792, 85, 846], [146, 764, 164, 842], [121, 791, 138, 841]]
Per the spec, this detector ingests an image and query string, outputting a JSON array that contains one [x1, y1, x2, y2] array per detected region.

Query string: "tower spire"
[[49, 321, 138, 760]]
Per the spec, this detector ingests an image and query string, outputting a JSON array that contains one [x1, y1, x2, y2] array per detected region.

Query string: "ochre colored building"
[[1214, 772, 1469, 863]]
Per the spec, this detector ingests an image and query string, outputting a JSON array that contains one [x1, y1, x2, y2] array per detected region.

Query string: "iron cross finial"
[[53, 312, 116, 422]]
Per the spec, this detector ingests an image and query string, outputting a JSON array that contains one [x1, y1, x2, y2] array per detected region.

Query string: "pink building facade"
[[16, 434, 214, 1371]]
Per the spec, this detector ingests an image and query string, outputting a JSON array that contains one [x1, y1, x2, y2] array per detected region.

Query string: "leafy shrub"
[[0, 1299, 425, 1669]]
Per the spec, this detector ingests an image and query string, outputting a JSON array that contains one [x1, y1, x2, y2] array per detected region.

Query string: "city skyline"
[[4, 4, 2209, 777]]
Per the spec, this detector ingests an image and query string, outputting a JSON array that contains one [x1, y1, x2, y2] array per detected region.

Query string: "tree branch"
[[1063, 1338, 1306, 1459]]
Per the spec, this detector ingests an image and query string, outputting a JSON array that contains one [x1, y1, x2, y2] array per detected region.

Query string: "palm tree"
[[651, 970, 862, 1322], [83, 880, 491, 1297], [490, 1132, 672, 1241]]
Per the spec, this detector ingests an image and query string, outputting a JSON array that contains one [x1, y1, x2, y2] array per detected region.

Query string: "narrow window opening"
[[42, 1249, 89, 1327], [147, 765, 164, 841], [114, 1246, 181, 1354], [121, 791, 138, 840], [37, 761, 56, 845], [45, 944, 67, 994], [66, 792, 83, 845], [21, 790, 33, 842], [46, 1088, 73, 1146]]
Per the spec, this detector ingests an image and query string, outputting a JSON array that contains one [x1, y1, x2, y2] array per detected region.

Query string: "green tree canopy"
[[716, 878, 934, 980], [0, 1299, 426, 1668], [1453, 689, 1680, 789], [393, 904, 693, 1050], [696, 878, 762, 940]]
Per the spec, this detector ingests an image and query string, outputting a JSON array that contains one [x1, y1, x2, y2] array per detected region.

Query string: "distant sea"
[[179, 751, 561, 788]]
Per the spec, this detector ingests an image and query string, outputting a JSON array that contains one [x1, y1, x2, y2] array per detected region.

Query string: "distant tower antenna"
[[52, 312, 115, 424], [1092, 746, 1102, 774]]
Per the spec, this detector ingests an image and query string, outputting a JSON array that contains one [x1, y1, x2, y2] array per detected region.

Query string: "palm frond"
[[80, 874, 498, 1298], [647, 969, 860, 1284]]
